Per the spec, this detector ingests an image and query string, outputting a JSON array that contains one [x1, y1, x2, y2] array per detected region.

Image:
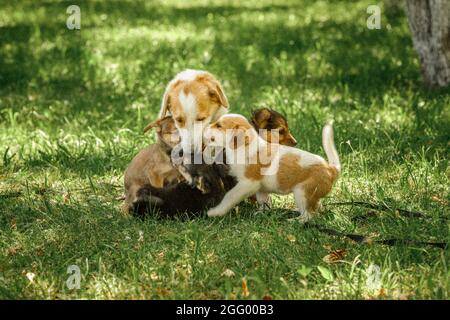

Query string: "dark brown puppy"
[[127, 108, 297, 218], [250, 107, 297, 146], [131, 154, 235, 218]]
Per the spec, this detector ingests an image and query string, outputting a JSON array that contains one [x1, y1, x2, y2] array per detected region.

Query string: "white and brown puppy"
[[159, 69, 229, 153], [203, 114, 341, 221]]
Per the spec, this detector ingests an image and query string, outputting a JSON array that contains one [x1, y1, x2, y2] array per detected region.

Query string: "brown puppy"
[[123, 116, 181, 214], [250, 108, 297, 146]]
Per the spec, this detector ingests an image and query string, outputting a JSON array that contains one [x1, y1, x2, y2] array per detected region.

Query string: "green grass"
[[0, 0, 449, 299]]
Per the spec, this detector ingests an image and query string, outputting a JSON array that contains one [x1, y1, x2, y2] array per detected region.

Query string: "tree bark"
[[405, 0, 450, 87]]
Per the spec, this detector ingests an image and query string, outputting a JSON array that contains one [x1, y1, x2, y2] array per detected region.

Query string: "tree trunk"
[[405, 0, 450, 87]]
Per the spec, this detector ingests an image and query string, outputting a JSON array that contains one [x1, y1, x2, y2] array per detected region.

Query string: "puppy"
[[126, 109, 298, 217], [123, 116, 181, 214], [159, 69, 229, 153], [250, 108, 297, 147], [203, 114, 341, 222], [131, 156, 234, 218]]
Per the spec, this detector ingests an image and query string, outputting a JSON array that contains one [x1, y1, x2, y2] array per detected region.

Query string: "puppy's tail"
[[322, 121, 341, 176]]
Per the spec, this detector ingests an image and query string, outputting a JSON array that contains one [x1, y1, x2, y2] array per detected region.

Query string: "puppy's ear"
[[210, 80, 229, 108], [251, 108, 272, 128], [143, 115, 174, 134], [143, 119, 162, 134], [159, 79, 182, 118], [160, 94, 170, 118], [283, 132, 298, 146]]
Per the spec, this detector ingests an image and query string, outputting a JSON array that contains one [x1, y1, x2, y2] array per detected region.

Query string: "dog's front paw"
[[288, 212, 312, 224], [207, 207, 226, 217]]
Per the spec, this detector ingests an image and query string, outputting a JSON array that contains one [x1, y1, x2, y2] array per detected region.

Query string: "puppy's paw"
[[172, 162, 194, 184], [288, 212, 312, 224], [207, 207, 226, 217], [257, 202, 271, 211]]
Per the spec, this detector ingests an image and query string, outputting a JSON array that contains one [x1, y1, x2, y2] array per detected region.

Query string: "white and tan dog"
[[203, 114, 341, 221], [159, 69, 229, 153]]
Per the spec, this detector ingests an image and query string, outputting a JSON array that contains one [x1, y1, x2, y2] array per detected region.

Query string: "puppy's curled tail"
[[322, 121, 341, 177]]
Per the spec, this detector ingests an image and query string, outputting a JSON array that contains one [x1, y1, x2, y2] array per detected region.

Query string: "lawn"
[[0, 0, 449, 299]]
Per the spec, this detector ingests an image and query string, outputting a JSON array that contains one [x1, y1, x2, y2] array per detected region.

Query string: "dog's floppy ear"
[[251, 108, 272, 128], [160, 94, 170, 118], [159, 79, 182, 118], [198, 74, 229, 108], [143, 118, 162, 134], [143, 115, 174, 133], [210, 79, 229, 108]]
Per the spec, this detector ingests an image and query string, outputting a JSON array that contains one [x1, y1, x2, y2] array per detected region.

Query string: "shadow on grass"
[[0, 1, 421, 104]]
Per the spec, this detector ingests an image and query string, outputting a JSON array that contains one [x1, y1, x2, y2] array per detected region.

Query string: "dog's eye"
[[175, 117, 184, 123], [196, 117, 206, 122], [215, 123, 221, 128]]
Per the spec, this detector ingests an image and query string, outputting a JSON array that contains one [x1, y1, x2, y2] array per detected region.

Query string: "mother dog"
[[159, 69, 229, 153]]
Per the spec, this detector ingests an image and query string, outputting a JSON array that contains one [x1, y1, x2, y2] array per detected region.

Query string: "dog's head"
[[143, 115, 180, 149], [159, 70, 229, 153], [251, 108, 297, 146], [204, 114, 257, 150]]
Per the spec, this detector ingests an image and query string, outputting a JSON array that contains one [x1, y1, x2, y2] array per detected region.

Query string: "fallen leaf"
[[241, 278, 250, 297], [431, 195, 447, 205], [287, 234, 296, 242], [26, 272, 36, 283], [222, 269, 235, 278], [322, 249, 346, 264]]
